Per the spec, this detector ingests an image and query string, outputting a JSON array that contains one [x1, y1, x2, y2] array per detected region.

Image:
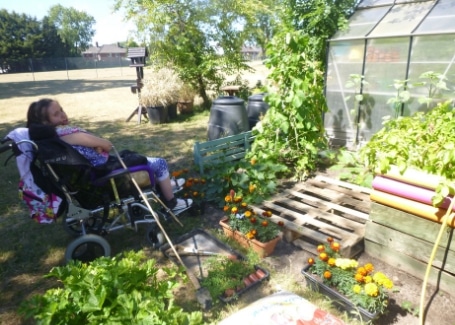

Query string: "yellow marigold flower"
[[308, 257, 315, 265], [246, 232, 255, 239], [355, 273, 364, 283], [335, 258, 358, 270], [373, 272, 387, 285], [317, 245, 325, 252], [250, 158, 257, 165], [357, 266, 367, 276], [327, 237, 334, 243], [365, 283, 379, 297], [328, 258, 336, 267], [234, 196, 243, 203], [364, 263, 374, 273], [244, 210, 252, 218], [193, 191, 199, 197], [383, 278, 394, 289], [249, 184, 256, 193], [241, 202, 248, 208], [353, 284, 362, 294], [319, 252, 328, 261], [225, 196, 232, 203], [231, 207, 238, 214], [364, 275, 372, 283]]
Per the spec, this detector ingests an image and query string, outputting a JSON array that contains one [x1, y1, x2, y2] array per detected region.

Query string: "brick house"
[[82, 42, 127, 60]]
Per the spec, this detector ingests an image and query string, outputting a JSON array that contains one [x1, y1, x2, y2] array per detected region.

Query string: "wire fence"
[[0, 57, 137, 82]]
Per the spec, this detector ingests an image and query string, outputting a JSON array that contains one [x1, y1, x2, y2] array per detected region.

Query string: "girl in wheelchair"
[[26, 98, 192, 213]]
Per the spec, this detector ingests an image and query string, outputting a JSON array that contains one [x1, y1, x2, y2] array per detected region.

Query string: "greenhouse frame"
[[324, 0, 455, 147]]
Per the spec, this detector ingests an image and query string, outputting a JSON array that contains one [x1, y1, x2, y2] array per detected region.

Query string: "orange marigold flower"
[[364, 263, 374, 273], [249, 184, 256, 193], [261, 220, 268, 227], [355, 273, 365, 283], [251, 229, 257, 235], [250, 217, 257, 224], [225, 196, 232, 203], [330, 242, 340, 252], [317, 245, 325, 252], [223, 206, 229, 212], [266, 210, 273, 217], [183, 169, 189, 173], [357, 266, 367, 276], [308, 257, 315, 265], [171, 171, 181, 178], [193, 191, 198, 197], [327, 237, 334, 243], [323, 270, 332, 279], [234, 196, 243, 203], [250, 158, 257, 165], [201, 179, 206, 184], [244, 210, 252, 218], [277, 221, 284, 227], [193, 178, 199, 184], [231, 207, 238, 214], [328, 258, 336, 266], [319, 252, 328, 261]]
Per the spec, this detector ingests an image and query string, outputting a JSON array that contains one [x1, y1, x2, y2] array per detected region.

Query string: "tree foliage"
[[48, 5, 96, 56], [0, 9, 66, 71], [114, 0, 273, 108]]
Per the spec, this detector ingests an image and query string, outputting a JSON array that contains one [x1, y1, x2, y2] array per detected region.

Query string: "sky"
[[0, 0, 136, 46]]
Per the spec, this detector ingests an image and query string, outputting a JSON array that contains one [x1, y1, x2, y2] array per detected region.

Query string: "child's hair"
[[26, 98, 55, 128]]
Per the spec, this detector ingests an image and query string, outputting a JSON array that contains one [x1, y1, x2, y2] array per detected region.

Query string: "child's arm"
[[60, 132, 113, 153]]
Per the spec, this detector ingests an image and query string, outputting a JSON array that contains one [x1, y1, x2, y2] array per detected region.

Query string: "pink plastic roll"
[[372, 176, 454, 210]]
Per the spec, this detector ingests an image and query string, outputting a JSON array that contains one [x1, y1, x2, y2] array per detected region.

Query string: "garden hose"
[[418, 197, 454, 325]]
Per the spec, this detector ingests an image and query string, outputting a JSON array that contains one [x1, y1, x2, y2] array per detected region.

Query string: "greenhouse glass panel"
[[406, 35, 455, 115], [324, 40, 364, 145], [368, 2, 434, 37], [362, 38, 410, 137], [332, 6, 390, 40], [415, 0, 455, 34], [358, 0, 393, 7]]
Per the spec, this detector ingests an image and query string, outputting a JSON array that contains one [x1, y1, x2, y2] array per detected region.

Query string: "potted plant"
[[172, 169, 207, 215], [200, 253, 269, 302], [220, 190, 283, 257], [302, 237, 394, 322], [140, 67, 182, 124], [177, 84, 197, 114]]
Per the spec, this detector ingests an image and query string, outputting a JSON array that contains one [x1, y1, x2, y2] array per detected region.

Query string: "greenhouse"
[[324, 0, 455, 147]]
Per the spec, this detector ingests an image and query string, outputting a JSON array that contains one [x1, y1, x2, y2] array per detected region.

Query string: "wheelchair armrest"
[[92, 169, 131, 186]]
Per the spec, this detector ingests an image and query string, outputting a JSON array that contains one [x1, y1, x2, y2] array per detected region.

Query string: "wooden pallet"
[[251, 175, 371, 258]]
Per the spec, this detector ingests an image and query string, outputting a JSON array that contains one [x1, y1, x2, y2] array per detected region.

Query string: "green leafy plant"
[[201, 156, 288, 207], [308, 237, 393, 315], [401, 300, 420, 316], [328, 148, 373, 188], [18, 250, 203, 325], [223, 189, 282, 243], [249, 29, 328, 180]]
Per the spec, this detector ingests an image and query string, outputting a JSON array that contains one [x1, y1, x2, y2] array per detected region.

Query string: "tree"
[[114, 0, 272, 108], [48, 5, 95, 56], [286, 0, 359, 63], [0, 9, 66, 72]]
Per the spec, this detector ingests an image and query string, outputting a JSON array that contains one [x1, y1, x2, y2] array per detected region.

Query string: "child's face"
[[47, 101, 69, 126]]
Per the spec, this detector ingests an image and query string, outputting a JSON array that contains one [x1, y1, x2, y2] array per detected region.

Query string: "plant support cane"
[[111, 147, 212, 308], [419, 196, 455, 325]]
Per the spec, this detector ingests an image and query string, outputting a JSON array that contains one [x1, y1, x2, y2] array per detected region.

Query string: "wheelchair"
[[0, 129, 190, 263]]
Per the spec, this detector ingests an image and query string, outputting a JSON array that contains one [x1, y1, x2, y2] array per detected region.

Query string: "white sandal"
[[171, 178, 185, 192]]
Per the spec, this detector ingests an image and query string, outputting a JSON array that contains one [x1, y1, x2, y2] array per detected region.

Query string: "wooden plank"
[[314, 175, 372, 195], [295, 183, 370, 213], [365, 240, 455, 295], [366, 221, 455, 273], [283, 187, 369, 223], [369, 203, 455, 252]]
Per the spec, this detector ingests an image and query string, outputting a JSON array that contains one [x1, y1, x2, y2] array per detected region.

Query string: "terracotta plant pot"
[[219, 217, 280, 258], [177, 101, 194, 114]]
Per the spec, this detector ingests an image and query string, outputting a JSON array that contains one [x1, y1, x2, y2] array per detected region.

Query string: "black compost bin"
[[247, 93, 269, 129], [207, 96, 248, 140], [147, 106, 168, 124]]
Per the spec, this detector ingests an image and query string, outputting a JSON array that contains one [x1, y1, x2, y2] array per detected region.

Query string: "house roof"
[[82, 43, 127, 55]]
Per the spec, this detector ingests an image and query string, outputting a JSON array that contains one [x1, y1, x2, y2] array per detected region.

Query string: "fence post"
[[29, 58, 35, 82], [65, 57, 69, 80]]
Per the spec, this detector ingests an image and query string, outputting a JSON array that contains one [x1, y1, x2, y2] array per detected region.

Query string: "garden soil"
[[199, 172, 455, 325]]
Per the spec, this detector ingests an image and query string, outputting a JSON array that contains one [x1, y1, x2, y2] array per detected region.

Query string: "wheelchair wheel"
[[65, 234, 111, 263], [63, 216, 102, 237], [146, 225, 165, 249]]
